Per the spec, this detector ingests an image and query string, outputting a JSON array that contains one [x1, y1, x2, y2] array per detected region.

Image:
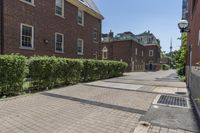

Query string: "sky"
[[93, 0, 183, 52]]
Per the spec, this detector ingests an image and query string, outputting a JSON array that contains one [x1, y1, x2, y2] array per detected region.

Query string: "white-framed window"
[[93, 29, 98, 42], [77, 38, 84, 55], [78, 9, 84, 26], [55, 33, 64, 53], [102, 47, 108, 59], [149, 50, 154, 57], [20, 0, 35, 6], [198, 30, 200, 46], [135, 48, 138, 55], [55, 0, 64, 17], [20, 23, 34, 49]]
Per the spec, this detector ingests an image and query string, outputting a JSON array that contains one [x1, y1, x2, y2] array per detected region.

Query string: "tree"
[[176, 33, 187, 76]]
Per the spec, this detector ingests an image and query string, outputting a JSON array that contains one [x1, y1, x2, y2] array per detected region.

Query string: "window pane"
[[21, 25, 33, 48]]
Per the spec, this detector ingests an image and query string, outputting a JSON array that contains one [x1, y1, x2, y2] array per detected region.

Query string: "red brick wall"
[[144, 45, 161, 71], [2, 0, 101, 58], [188, 0, 200, 66], [100, 40, 146, 71], [0, 0, 2, 54]]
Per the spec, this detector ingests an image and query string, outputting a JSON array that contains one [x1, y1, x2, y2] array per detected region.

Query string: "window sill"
[[93, 41, 99, 44], [55, 51, 64, 54], [20, 0, 35, 7], [19, 47, 35, 50], [55, 14, 65, 19], [77, 53, 84, 55], [78, 23, 84, 27]]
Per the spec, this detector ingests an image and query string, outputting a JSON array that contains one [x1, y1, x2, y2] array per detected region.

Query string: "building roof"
[[79, 0, 101, 15], [67, 0, 103, 20]]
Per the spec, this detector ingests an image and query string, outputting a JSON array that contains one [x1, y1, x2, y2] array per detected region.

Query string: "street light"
[[178, 19, 189, 33], [178, 19, 191, 88]]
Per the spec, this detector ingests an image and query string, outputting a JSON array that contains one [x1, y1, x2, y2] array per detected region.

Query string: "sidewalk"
[[0, 70, 199, 133]]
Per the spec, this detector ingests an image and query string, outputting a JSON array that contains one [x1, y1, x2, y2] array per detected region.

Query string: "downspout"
[[0, 0, 4, 54]]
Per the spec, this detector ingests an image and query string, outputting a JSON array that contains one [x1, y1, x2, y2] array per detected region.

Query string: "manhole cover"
[[153, 95, 190, 108]]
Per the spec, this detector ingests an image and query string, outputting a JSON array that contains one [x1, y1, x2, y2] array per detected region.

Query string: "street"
[[0, 70, 199, 133]]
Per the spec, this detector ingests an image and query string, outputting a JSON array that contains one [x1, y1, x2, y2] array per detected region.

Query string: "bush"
[[29, 56, 83, 90], [0, 55, 27, 96], [161, 64, 170, 70], [81, 59, 128, 82], [0, 55, 127, 96]]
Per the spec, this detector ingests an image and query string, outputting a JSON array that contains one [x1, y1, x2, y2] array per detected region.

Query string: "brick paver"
[[0, 70, 198, 133]]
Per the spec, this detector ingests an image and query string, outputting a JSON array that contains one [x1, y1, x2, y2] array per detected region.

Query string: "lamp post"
[[178, 19, 191, 88]]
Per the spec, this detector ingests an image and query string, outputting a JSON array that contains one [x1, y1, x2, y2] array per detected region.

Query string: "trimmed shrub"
[[0, 55, 27, 96], [81, 59, 128, 82], [161, 64, 170, 70], [29, 56, 83, 90]]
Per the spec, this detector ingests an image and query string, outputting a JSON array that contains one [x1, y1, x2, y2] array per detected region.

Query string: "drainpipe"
[[0, 0, 4, 54]]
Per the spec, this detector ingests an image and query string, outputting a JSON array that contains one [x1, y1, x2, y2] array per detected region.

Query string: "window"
[[149, 50, 154, 57], [102, 47, 108, 59], [77, 39, 84, 55], [93, 30, 98, 42], [55, 33, 64, 53], [20, 24, 34, 49], [142, 50, 144, 57], [78, 10, 84, 26], [20, 0, 34, 5], [55, 0, 64, 17], [135, 48, 138, 55]]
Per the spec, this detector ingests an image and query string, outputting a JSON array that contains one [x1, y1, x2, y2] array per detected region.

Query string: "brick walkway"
[[0, 70, 199, 133]]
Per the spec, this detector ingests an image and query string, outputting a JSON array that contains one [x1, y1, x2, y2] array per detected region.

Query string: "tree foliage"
[[176, 33, 187, 76]]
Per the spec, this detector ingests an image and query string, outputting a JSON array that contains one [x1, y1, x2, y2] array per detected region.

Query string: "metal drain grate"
[[156, 95, 189, 108]]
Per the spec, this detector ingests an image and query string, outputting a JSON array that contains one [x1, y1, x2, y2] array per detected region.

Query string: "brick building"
[[101, 31, 161, 71], [0, 0, 103, 59], [186, 0, 200, 118]]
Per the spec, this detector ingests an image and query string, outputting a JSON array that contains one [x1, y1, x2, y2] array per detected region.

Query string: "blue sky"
[[94, 0, 183, 52]]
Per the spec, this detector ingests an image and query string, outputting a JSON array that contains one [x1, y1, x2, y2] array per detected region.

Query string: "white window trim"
[[77, 38, 84, 55], [20, 23, 34, 50], [102, 47, 108, 59], [135, 48, 138, 55], [78, 9, 84, 26], [55, 32, 64, 53], [55, 0, 65, 18], [149, 50, 154, 57], [20, 0, 35, 6]]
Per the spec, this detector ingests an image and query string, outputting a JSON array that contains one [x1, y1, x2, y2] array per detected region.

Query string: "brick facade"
[[100, 40, 160, 72], [188, 0, 200, 66], [144, 45, 161, 71], [0, 0, 102, 59]]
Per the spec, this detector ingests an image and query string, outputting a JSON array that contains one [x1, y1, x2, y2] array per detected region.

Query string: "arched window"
[[102, 47, 108, 59]]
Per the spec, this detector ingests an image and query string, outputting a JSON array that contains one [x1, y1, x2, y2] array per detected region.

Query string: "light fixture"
[[178, 19, 189, 33]]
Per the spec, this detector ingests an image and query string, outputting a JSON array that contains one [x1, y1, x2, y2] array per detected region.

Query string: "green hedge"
[[161, 64, 170, 70], [82, 60, 128, 82], [0, 55, 27, 96], [0, 55, 128, 96], [29, 56, 83, 90]]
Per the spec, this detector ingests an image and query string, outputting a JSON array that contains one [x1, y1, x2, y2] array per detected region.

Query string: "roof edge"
[[67, 0, 104, 20]]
